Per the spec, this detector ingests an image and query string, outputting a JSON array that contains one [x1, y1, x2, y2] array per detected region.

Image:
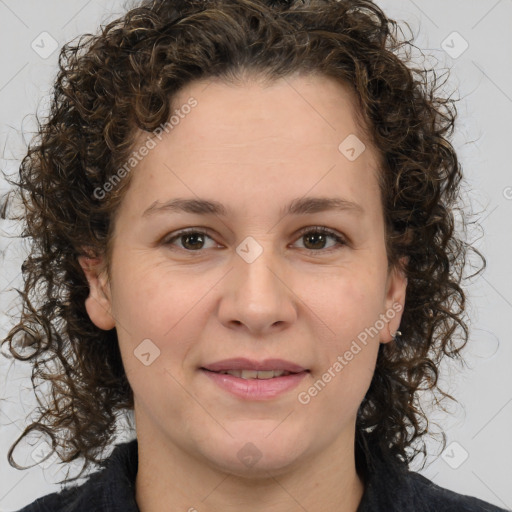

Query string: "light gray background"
[[0, 1, 511, 511]]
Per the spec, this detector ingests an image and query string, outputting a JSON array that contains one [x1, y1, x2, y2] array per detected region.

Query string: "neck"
[[134, 424, 365, 512]]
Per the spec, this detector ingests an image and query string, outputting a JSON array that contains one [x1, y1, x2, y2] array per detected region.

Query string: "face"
[[79, 73, 407, 477]]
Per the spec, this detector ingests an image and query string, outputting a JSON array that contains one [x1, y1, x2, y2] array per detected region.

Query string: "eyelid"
[[161, 227, 218, 248], [294, 225, 347, 241], [293, 226, 347, 250], [162, 225, 348, 253]]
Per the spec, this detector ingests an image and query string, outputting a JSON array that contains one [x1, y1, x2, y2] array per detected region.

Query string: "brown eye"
[[294, 227, 347, 253], [163, 229, 216, 251], [162, 226, 347, 254]]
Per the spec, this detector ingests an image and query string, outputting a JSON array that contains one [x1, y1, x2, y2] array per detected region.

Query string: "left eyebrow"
[[282, 196, 365, 217], [142, 196, 365, 218]]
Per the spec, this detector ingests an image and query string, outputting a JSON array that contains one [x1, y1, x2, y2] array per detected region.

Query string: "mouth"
[[200, 368, 309, 379], [199, 358, 310, 400], [201, 357, 308, 374]]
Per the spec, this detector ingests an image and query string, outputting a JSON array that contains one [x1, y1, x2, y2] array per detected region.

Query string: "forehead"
[[120, 73, 381, 220], [170, 73, 366, 148]]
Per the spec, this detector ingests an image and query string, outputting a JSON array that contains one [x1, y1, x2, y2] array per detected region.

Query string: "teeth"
[[218, 369, 292, 379]]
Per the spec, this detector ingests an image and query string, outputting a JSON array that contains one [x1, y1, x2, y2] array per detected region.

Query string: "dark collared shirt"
[[15, 439, 508, 512]]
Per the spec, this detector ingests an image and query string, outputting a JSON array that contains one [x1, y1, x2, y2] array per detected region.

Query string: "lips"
[[201, 357, 308, 375], [211, 369, 293, 379], [200, 360, 309, 400]]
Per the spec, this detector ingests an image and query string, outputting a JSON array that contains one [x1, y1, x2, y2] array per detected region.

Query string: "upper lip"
[[201, 358, 308, 373]]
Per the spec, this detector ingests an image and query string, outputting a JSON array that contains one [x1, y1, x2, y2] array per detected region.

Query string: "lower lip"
[[200, 369, 308, 400]]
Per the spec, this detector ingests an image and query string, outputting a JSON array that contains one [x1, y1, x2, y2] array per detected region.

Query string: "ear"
[[77, 253, 116, 330], [379, 256, 408, 344]]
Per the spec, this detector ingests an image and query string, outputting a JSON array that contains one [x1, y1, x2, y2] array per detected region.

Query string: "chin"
[[197, 424, 310, 477], [210, 449, 306, 479]]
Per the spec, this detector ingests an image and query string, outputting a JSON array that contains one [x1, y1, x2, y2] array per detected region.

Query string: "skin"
[[79, 72, 407, 512]]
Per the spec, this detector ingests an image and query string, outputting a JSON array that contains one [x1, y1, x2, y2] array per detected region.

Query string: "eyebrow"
[[142, 196, 365, 218]]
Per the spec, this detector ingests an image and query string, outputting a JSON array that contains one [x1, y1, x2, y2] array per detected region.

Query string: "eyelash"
[[162, 226, 347, 255]]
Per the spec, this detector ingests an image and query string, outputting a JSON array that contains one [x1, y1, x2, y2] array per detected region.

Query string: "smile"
[[211, 369, 295, 379], [200, 368, 309, 400]]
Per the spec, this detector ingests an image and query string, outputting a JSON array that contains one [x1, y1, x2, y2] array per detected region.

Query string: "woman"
[[1, 0, 506, 510]]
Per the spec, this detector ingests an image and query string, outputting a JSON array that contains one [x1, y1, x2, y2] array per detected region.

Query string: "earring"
[[392, 330, 402, 341]]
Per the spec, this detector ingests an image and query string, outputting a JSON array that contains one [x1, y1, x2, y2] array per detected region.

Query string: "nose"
[[217, 239, 298, 335]]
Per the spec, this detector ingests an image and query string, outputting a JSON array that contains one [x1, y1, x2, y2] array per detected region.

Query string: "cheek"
[[310, 272, 386, 343], [111, 268, 198, 398], [107, 267, 194, 388], [297, 335, 378, 445], [110, 257, 198, 337], [301, 278, 384, 407], [303, 283, 381, 407]]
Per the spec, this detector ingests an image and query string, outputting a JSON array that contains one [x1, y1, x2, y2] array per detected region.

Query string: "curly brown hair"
[[1, 0, 485, 484]]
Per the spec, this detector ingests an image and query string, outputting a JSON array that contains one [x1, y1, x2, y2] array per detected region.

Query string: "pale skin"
[[79, 72, 407, 512]]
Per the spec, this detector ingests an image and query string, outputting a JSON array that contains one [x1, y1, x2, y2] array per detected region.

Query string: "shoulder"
[[12, 439, 139, 512], [13, 469, 109, 512], [13, 476, 103, 512], [404, 471, 508, 512], [358, 454, 508, 512]]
